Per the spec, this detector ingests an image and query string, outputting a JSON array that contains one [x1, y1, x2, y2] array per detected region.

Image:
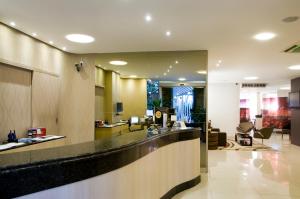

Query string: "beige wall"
[[104, 71, 121, 123], [57, 54, 95, 144], [0, 63, 32, 141], [0, 23, 95, 144], [32, 71, 60, 134], [120, 78, 147, 120], [95, 87, 105, 120]]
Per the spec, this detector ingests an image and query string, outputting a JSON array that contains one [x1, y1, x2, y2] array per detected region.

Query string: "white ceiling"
[[93, 51, 207, 81], [0, 0, 300, 86]]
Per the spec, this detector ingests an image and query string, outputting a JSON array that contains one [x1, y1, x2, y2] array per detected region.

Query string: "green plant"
[[152, 99, 162, 108]]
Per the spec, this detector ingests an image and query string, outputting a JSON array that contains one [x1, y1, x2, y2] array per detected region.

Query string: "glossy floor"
[[173, 134, 300, 199]]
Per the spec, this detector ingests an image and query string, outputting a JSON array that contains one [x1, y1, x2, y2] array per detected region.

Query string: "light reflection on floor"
[[173, 133, 300, 199]]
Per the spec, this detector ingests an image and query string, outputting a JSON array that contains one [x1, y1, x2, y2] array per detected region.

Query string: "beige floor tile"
[[173, 134, 300, 199]]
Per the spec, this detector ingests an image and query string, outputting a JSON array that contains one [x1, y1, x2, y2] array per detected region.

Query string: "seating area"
[[207, 121, 227, 150], [253, 127, 274, 143]]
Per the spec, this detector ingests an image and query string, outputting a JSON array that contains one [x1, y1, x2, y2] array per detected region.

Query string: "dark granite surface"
[[0, 127, 200, 198]]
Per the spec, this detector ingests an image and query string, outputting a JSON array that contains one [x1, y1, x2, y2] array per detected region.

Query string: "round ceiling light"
[[178, 77, 186, 81], [65, 34, 95, 43], [145, 14, 152, 22], [166, 31, 171, 36], [129, 75, 137, 78], [254, 32, 276, 41], [280, 87, 290, 90], [197, 70, 207, 74], [244, 76, 258, 80], [288, 65, 300, 70], [109, 60, 127, 66]]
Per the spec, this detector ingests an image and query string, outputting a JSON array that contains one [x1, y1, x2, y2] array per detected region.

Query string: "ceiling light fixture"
[[288, 65, 300, 70], [280, 87, 290, 90], [129, 75, 137, 78], [163, 73, 167, 76], [167, 69, 170, 72], [244, 76, 258, 80], [10, 22, 16, 27], [145, 14, 152, 22], [175, 61, 179, 64], [32, 33, 37, 37], [65, 34, 95, 43], [169, 65, 173, 69], [218, 60, 222, 63], [62, 47, 66, 51], [197, 70, 207, 74], [254, 32, 276, 41], [109, 60, 128, 66], [178, 77, 186, 81], [166, 31, 171, 36], [49, 41, 53, 45]]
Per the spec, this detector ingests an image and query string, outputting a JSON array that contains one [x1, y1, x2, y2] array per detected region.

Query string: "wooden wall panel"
[[0, 63, 31, 142], [32, 72, 60, 134]]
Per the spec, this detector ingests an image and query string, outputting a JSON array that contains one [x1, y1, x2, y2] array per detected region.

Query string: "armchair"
[[253, 127, 274, 143], [236, 122, 254, 134]]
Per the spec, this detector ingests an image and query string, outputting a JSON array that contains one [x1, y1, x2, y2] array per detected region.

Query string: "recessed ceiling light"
[[254, 32, 276, 41], [145, 14, 152, 22], [197, 70, 207, 74], [32, 33, 37, 37], [49, 41, 53, 45], [169, 65, 173, 69], [178, 77, 186, 81], [216, 63, 220, 67], [167, 69, 170, 72], [288, 65, 300, 70], [175, 61, 179, 64], [166, 31, 171, 36], [163, 73, 167, 76], [129, 75, 137, 78], [244, 76, 258, 80], [109, 60, 127, 66], [62, 47, 66, 51], [218, 60, 222, 63], [282, 16, 299, 23], [10, 22, 16, 27], [280, 87, 290, 90], [65, 34, 95, 43]]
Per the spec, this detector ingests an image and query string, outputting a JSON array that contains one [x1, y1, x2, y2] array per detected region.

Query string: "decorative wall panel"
[[32, 72, 60, 134], [0, 63, 31, 142]]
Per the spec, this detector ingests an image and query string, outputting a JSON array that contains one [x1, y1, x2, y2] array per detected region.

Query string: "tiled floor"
[[173, 133, 300, 199]]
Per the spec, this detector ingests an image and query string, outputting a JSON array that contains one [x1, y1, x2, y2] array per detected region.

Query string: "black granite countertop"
[[0, 127, 200, 198]]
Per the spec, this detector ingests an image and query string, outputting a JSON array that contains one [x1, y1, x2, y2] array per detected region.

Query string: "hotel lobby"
[[0, 0, 300, 199]]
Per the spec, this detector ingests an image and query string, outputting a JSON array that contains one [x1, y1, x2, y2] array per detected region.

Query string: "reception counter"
[[0, 128, 200, 199]]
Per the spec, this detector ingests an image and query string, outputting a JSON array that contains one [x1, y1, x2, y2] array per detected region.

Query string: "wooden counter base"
[[18, 139, 200, 199]]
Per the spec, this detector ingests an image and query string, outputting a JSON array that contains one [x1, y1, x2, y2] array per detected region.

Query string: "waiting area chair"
[[236, 122, 254, 134], [253, 127, 274, 143]]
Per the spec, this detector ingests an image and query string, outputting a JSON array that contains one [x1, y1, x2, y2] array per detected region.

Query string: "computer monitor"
[[130, 116, 139, 124], [146, 110, 154, 116]]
